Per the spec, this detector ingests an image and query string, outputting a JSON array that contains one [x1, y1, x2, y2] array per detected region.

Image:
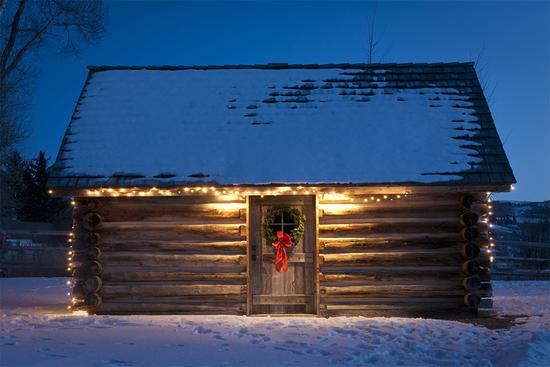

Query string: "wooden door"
[[249, 195, 316, 314]]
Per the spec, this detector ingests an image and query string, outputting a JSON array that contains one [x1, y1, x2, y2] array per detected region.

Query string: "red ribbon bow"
[[272, 231, 293, 272]]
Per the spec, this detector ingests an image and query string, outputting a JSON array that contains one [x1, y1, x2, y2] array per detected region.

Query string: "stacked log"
[[459, 195, 491, 309], [318, 193, 485, 317], [71, 196, 247, 314], [71, 200, 104, 309]]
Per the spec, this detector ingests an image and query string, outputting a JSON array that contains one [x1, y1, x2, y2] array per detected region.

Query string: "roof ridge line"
[[87, 61, 476, 71]]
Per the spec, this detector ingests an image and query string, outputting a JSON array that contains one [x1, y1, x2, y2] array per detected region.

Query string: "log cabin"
[[49, 62, 515, 317]]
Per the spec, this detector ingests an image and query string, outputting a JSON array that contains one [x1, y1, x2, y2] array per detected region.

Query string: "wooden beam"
[[50, 184, 511, 198]]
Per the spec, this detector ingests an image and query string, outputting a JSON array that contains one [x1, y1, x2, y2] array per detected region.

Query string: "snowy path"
[[1, 278, 548, 367]]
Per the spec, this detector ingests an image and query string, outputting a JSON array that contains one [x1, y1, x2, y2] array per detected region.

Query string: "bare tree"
[[0, 0, 106, 161], [366, 6, 389, 64], [366, 8, 379, 64]]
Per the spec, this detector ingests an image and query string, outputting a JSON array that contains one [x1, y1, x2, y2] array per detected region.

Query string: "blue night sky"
[[24, 0, 549, 201]]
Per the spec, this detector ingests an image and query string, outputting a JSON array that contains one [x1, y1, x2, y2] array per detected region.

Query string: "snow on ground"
[[1, 278, 548, 367]]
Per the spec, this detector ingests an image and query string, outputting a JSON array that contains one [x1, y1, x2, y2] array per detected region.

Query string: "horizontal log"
[[96, 223, 246, 241], [320, 273, 463, 285], [85, 292, 102, 307], [96, 196, 246, 206], [97, 217, 245, 225], [96, 202, 246, 222], [253, 294, 314, 305], [102, 270, 247, 283], [77, 199, 104, 212], [72, 284, 86, 298], [464, 293, 481, 307], [319, 222, 462, 236], [321, 285, 465, 298], [98, 253, 246, 267], [85, 261, 103, 275], [95, 302, 245, 314], [320, 216, 461, 226], [100, 283, 245, 298], [81, 275, 102, 293], [81, 212, 102, 231], [99, 240, 246, 254], [320, 238, 461, 253], [321, 297, 464, 306], [462, 260, 480, 275], [97, 293, 245, 302], [319, 204, 460, 218], [323, 302, 462, 311], [462, 276, 480, 292], [100, 265, 246, 276], [319, 233, 473, 244], [460, 212, 479, 226], [72, 247, 102, 260], [321, 252, 462, 267], [320, 308, 474, 317], [320, 266, 463, 276], [319, 232, 472, 250], [461, 243, 480, 259], [319, 193, 460, 205]]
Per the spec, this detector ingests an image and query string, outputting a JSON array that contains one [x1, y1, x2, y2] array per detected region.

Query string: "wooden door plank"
[[253, 294, 314, 304]]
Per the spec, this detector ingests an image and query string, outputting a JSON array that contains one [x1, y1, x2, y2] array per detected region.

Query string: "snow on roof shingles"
[[49, 62, 515, 188]]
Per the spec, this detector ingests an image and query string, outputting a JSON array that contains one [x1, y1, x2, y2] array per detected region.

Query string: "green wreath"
[[261, 205, 306, 244]]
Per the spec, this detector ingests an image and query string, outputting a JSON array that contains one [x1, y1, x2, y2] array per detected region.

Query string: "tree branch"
[[0, 0, 28, 78], [4, 16, 57, 77]]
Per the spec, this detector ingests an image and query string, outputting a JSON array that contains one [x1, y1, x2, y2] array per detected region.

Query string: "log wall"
[[71, 196, 247, 314], [69, 190, 491, 316], [318, 192, 490, 317]]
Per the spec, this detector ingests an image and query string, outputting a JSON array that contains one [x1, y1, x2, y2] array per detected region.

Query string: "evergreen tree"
[[0, 151, 27, 219], [16, 151, 67, 222]]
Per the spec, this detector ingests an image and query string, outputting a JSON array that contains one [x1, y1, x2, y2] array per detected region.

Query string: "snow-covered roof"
[[49, 62, 515, 188]]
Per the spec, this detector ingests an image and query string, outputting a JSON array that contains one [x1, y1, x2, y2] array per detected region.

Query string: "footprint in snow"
[[100, 359, 133, 366], [274, 346, 304, 355], [192, 325, 212, 334], [47, 353, 67, 358]]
